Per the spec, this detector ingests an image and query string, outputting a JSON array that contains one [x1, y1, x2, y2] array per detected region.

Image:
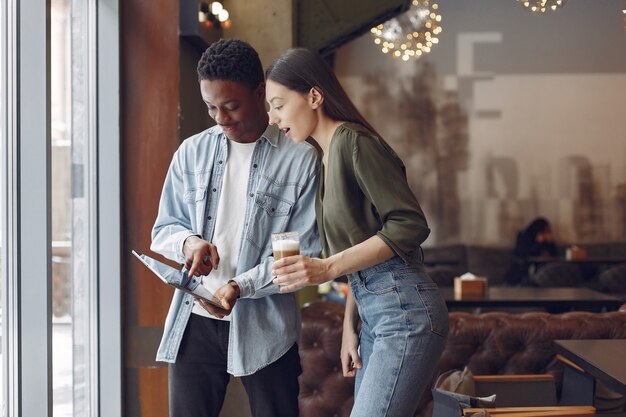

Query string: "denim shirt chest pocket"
[[246, 178, 297, 251], [182, 170, 211, 231], [255, 192, 293, 216]]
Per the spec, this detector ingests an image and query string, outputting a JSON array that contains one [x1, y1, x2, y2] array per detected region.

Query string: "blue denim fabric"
[[151, 124, 321, 376], [349, 256, 449, 417]]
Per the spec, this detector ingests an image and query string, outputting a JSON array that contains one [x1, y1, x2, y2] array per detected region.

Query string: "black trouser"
[[169, 313, 302, 417]]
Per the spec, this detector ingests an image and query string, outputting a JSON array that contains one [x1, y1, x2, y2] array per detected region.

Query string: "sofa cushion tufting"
[[298, 301, 626, 417]]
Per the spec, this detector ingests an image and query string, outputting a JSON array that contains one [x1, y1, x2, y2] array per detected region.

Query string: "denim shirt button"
[[253, 163, 258, 168], [185, 301, 189, 305], [212, 188, 217, 192], [219, 160, 223, 164], [249, 193, 254, 198]]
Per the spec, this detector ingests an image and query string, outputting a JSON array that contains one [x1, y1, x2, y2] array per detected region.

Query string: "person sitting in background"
[[506, 217, 558, 285], [514, 217, 558, 258]]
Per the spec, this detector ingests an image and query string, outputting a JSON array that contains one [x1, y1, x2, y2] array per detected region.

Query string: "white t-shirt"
[[192, 139, 256, 320]]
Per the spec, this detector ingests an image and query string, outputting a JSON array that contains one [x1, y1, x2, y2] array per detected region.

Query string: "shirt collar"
[[260, 124, 280, 147], [215, 123, 280, 147]]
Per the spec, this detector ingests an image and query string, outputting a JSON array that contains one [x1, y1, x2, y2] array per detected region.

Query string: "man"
[[151, 39, 320, 417]]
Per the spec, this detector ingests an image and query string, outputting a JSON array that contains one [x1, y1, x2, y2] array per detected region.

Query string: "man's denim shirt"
[[151, 124, 321, 376]]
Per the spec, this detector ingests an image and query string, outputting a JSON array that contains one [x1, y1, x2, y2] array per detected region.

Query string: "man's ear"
[[309, 87, 324, 110], [255, 82, 266, 102]]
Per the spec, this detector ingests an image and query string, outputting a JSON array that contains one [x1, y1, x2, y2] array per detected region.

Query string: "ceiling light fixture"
[[198, 1, 231, 29], [370, 0, 442, 62], [516, 0, 567, 14]]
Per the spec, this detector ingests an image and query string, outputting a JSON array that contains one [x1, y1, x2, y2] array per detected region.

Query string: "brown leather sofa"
[[298, 301, 626, 417]]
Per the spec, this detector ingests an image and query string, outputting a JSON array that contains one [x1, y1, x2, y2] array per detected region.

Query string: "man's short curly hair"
[[197, 39, 264, 90]]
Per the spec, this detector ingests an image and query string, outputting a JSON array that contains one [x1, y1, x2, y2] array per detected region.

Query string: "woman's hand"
[[340, 326, 362, 377], [271, 255, 333, 292]]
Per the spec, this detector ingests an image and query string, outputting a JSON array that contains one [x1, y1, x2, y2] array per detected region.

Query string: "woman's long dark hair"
[[265, 48, 381, 138], [524, 217, 550, 240]]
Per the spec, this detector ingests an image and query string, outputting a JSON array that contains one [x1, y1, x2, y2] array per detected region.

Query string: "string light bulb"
[[516, 0, 566, 14], [370, 0, 442, 62], [198, 1, 231, 29], [210, 2, 223, 15]]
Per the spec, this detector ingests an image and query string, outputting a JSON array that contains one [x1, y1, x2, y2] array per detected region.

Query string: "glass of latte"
[[272, 232, 300, 286], [271, 231, 300, 260]]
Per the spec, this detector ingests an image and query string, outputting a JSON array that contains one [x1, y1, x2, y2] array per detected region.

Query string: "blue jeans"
[[349, 256, 449, 417]]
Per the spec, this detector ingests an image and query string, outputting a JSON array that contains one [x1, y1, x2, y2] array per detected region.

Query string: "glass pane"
[[70, 0, 95, 414], [52, 0, 95, 415], [0, 1, 5, 413], [51, 0, 73, 416]]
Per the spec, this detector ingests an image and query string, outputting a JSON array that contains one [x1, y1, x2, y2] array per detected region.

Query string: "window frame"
[[0, 0, 121, 416], [96, 0, 122, 415]]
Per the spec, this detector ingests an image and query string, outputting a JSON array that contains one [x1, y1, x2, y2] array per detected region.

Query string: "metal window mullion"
[[3, 1, 21, 415], [96, 1, 121, 416], [87, 0, 100, 414], [15, 1, 52, 417]]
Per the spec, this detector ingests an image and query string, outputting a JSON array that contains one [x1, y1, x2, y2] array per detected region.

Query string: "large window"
[[51, 1, 74, 415], [1, 1, 120, 416], [1, 1, 8, 413], [1, 13, 4, 417]]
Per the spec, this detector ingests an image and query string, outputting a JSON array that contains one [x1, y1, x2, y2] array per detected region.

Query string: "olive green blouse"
[[315, 123, 430, 264]]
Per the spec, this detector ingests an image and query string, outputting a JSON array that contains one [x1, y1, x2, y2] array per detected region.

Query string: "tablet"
[[132, 250, 223, 308]]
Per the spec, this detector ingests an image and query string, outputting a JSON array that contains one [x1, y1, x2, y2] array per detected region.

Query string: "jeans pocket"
[[416, 283, 448, 337], [361, 269, 396, 295]]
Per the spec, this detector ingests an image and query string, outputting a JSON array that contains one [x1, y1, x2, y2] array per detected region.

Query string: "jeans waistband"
[[351, 255, 426, 281]]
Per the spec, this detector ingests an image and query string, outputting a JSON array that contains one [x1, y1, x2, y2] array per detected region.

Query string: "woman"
[[514, 217, 557, 258], [506, 217, 558, 285], [266, 48, 448, 417]]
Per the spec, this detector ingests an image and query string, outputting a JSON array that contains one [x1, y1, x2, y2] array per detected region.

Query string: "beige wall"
[[223, 0, 293, 68], [335, 0, 626, 247]]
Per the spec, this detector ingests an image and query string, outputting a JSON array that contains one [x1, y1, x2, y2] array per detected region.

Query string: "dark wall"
[[179, 40, 214, 142], [121, 1, 180, 415]]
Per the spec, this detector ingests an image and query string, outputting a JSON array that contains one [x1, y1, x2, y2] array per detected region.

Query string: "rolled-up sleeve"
[[352, 134, 430, 262], [151, 148, 197, 264]]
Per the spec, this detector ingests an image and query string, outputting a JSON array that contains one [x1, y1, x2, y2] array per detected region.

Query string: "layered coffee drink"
[[272, 232, 300, 260], [273, 240, 300, 260], [272, 232, 300, 286]]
